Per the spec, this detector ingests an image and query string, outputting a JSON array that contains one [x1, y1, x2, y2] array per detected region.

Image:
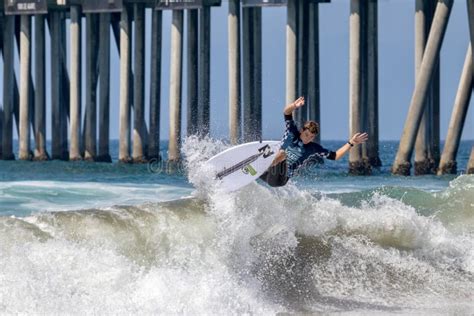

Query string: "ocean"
[[0, 137, 473, 315]]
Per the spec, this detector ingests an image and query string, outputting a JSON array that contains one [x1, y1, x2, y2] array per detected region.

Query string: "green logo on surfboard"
[[242, 164, 257, 176]]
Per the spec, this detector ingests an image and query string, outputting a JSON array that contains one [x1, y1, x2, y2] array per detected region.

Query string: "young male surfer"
[[260, 96, 369, 187]]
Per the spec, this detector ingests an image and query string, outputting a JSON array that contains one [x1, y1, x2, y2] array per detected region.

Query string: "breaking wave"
[[0, 137, 472, 314]]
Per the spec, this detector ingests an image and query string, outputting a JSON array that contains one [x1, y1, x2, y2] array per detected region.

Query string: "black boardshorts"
[[259, 160, 289, 187]]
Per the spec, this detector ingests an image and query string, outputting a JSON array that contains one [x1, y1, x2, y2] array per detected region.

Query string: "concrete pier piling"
[[242, 7, 253, 142], [349, 0, 370, 175], [348, 0, 376, 174], [168, 10, 184, 164], [69, 6, 82, 161], [360, 0, 369, 168], [468, 147, 474, 174], [49, 13, 69, 160], [84, 14, 99, 161], [467, 0, 474, 176], [187, 9, 199, 137], [438, 46, 472, 175], [2, 15, 15, 160], [98, 13, 112, 163], [19, 15, 31, 160], [295, 0, 308, 126], [14, 15, 36, 145], [0, 13, 2, 157], [253, 7, 262, 141], [13, 76, 20, 141], [414, 0, 439, 175], [286, 0, 297, 107], [0, 107, 2, 158], [132, 4, 147, 163], [59, 13, 69, 157], [228, 0, 241, 144], [34, 14, 48, 161], [432, 62, 441, 171], [199, 6, 211, 136], [242, 7, 262, 142], [468, 0, 474, 66], [366, 0, 381, 168], [392, 0, 453, 176], [148, 9, 162, 161], [119, 5, 132, 163], [50, 12, 67, 160], [307, 1, 320, 143]]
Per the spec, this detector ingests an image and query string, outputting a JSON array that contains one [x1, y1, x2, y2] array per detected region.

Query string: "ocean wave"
[[328, 174, 474, 233], [1, 136, 472, 314], [0, 180, 193, 216], [1, 181, 472, 314]]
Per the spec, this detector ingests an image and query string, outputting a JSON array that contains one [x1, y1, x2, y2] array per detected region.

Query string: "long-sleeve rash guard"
[[280, 114, 336, 177]]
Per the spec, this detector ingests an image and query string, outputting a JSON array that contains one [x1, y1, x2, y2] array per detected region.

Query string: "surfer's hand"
[[335, 132, 369, 160], [284, 96, 305, 115], [270, 150, 287, 167], [350, 132, 369, 145]]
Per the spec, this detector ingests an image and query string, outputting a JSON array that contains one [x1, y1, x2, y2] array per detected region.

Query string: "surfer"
[[260, 96, 369, 187]]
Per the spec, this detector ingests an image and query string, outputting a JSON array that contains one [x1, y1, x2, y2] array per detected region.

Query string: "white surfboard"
[[205, 141, 281, 192]]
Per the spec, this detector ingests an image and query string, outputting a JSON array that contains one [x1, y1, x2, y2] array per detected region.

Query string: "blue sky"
[[5, 0, 474, 141]]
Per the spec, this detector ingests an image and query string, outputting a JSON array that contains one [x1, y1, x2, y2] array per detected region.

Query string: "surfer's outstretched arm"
[[281, 98, 302, 149], [334, 132, 369, 160], [284, 96, 305, 116]]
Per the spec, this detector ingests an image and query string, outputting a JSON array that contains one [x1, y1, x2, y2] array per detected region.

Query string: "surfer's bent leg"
[[259, 160, 289, 187]]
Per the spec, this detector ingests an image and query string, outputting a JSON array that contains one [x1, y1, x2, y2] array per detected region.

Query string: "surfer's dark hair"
[[303, 121, 319, 135]]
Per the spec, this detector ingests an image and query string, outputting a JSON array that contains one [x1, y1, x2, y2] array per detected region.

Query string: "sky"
[[3, 0, 474, 141]]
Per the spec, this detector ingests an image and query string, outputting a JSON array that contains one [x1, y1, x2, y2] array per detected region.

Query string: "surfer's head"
[[300, 121, 319, 144]]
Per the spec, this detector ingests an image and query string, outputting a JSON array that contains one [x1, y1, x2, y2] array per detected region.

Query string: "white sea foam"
[[0, 181, 472, 314], [181, 135, 231, 198], [0, 200, 282, 314]]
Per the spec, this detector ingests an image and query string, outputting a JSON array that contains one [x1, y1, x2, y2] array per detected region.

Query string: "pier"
[[0, 0, 472, 175]]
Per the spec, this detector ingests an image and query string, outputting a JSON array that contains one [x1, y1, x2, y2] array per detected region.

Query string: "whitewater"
[[0, 138, 473, 314]]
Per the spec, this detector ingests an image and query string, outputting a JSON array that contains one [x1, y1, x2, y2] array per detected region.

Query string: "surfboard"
[[205, 141, 281, 192]]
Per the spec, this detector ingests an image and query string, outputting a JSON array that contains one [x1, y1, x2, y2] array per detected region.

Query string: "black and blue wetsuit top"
[[281, 114, 336, 177]]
